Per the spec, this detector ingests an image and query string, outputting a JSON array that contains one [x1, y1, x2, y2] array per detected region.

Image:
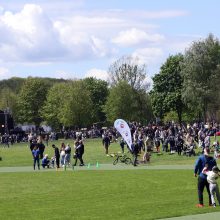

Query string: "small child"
[[202, 165, 220, 207]]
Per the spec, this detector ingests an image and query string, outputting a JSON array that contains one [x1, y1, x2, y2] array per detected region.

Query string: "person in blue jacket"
[[194, 147, 217, 207], [41, 154, 50, 168], [32, 145, 40, 170]]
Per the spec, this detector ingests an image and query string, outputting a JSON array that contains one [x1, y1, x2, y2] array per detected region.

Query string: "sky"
[[0, 0, 219, 82]]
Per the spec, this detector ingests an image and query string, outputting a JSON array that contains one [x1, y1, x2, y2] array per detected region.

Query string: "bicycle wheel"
[[113, 157, 119, 165], [125, 158, 132, 165]]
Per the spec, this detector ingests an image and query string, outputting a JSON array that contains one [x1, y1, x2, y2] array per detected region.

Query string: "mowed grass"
[[3, 137, 219, 167], [0, 170, 219, 220]]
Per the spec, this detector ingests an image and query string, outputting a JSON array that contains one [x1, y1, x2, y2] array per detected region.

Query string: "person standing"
[[38, 140, 45, 159], [64, 143, 71, 166], [32, 145, 40, 170], [73, 140, 84, 166], [194, 147, 217, 207], [52, 144, 60, 168], [102, 134, 111, 156], [131, 140, 139, 166]]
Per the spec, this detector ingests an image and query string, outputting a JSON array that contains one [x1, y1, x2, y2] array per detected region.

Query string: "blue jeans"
[[33, 157, 40, 170]]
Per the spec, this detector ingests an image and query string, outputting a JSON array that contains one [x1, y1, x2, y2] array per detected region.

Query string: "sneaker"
[[196, 204, 204, 208]]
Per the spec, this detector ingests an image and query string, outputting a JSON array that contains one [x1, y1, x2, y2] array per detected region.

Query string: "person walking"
[[102, 134, 111, 156], [194, 147, 217, 207]]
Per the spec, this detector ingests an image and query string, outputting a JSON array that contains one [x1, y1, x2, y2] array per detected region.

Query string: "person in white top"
[[202, 165, 220, 207]]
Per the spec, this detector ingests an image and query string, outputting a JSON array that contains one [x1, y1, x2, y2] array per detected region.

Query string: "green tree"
[[104, 81, 135, 123], [104, 81, 152, 123], [17, 78, 49, 126], [150, 54, 185, 123], [61, 80, 93, 127], [42, 83, 70, 130], [83, 77, 109, 122], [181, 34, 220, 121], [0, 87, 18, 119], [108, 56, 150, 91]]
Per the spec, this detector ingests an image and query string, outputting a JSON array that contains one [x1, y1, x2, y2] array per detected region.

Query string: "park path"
[[0, 164, 193, 172], [161, 211, 220, 220]]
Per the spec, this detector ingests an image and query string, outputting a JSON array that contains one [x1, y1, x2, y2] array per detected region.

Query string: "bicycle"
[[112, 154, 133, 165]]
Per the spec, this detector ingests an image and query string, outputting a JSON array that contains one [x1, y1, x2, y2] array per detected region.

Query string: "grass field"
[[1, 137, 214, 167], [0, 137, 220, 220], [0, 170, 219, 220]]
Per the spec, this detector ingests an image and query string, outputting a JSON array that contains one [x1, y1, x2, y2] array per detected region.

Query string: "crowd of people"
[[101, 121, 220, 165]]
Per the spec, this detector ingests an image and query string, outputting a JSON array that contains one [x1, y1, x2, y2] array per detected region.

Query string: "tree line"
[[0, 34, 220, 130]]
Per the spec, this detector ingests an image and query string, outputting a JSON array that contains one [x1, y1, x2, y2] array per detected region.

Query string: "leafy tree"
[[0, 87, 19, 122], [17, 78, 49, 126], [108, 56, 150, 91], [42, 83, 69, 130], [61, 80, 93, 127], [104, 81, 152, 123], [181, 34, 220, 121], [83, 77, 109, 122], [150, 54, 184, 123], [104, 81, 135, 122]]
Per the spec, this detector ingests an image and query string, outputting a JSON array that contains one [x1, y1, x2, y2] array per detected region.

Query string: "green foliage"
[[150, 54, 184, 122], [0, 87, 19, 121], [104, 81, 152, 123], [41, 83, 69, 130], [17, 78, 49, 126], [83, 77, 109, 122], [104, 81, 135, 123], [61, 80, 93, 127], [181, 34, 220, 120]]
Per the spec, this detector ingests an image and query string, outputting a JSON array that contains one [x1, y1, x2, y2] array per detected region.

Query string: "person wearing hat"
[[194, 147, 217, 207], [202, 165, 220, 207]]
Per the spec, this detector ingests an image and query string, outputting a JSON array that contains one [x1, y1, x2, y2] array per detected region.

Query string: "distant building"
[[0, 110, 14, 134]]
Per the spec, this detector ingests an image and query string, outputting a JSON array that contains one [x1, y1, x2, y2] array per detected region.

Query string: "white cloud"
[[132, 47, 163, 65], [0, 4, 66, 62], [0, 2, 189, 74], [0, 67, 15, 80], [112, 28, 164, 47], [84, 68, 109, 81]]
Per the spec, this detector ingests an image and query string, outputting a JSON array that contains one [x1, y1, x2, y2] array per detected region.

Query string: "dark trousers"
[[198, 176, 211, 205], [39, 151, 44, 159], [56, 156, 60, 168], [133, 153, 138, 166], [177, 146, 182, 155], [74, 154, 84, 166], [33, 157, 40, 170]]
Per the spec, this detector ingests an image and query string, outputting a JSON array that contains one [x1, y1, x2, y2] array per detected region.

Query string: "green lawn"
[[2, 137, 218, 167], [0, 170, 219, 220], [0, 138, 220, 220]]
